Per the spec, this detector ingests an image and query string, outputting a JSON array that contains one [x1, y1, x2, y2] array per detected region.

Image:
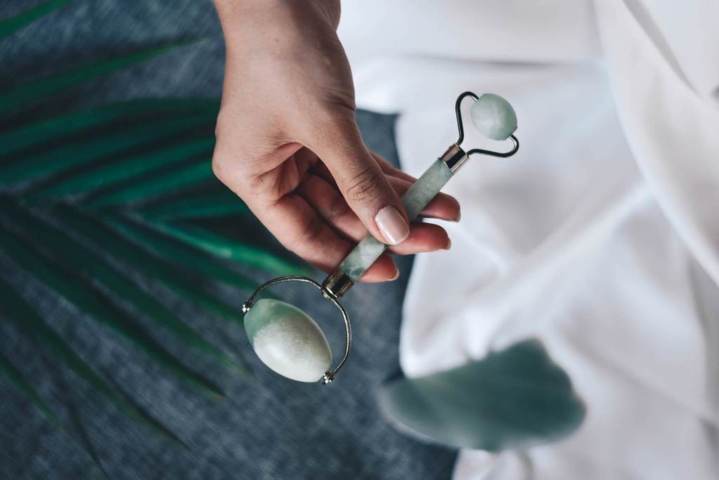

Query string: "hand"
[[212, 0, 459, 282]]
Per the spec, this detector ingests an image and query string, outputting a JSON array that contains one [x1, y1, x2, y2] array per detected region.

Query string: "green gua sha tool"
[[242, 91, 519, 385]]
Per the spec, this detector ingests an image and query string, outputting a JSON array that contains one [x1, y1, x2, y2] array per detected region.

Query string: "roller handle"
[[324, 91, 519, 292], [336, 156, 457, 282]]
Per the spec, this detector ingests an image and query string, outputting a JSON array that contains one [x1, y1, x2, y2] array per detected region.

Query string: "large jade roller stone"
[[244, 299, 332, 382], [470, 93, 517, 140]]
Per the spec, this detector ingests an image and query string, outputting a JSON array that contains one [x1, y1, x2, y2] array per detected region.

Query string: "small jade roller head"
[[451, 91, 519, 161], [469, 93, 518, 141]]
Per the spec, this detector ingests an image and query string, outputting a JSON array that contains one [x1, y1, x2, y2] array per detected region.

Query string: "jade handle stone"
[[338, 159, 453, 281]]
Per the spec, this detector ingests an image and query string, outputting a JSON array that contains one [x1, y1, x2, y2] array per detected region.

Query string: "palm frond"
[[137, 187, 250, 221], [108, 214, 259, 291], [0, 0, 72, 38], [0, 349, 58, 423], [0, 41, 197, 115], [143, 219, 311, 276], [0, 112, 215, 185], [0, 277, 187, 445], [0, 0, 312, 461], [56, 206, 246, 321], [63, 397, 111, 480], [31, 137, 215, 197], [87, 161, 214, 207], [0, 216, 224, 397], [0, 98, 217, 157]]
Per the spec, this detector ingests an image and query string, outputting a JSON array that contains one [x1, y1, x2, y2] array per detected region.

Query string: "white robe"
[[339, 1, 719, 478]]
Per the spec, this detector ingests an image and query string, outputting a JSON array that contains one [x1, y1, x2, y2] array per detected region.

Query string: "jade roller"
[[242, 91, 519, 384]]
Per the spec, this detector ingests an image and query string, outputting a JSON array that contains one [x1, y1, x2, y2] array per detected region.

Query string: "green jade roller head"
[[242, 91, 519, 384]]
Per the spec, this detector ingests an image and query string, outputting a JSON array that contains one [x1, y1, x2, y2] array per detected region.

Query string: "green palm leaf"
[[137, 187, 250, 221], [31, 137, 215, 197], [3, 201, 238, 369], [109, 214, 259, 291], [0, 0, 72, 38], [0, 98, 217, 157], [0, 277, 186, 446], [0, 0, 308, 459], [63, 395, 111, 480], [0, 41, 196, 115], [56, 206, 246, 321], [144, 219, 311, 276], [0, 113, 215, 185], [0, 219, 224, 398], [0, 349, 58, 423], [88, 161, 214, 207]]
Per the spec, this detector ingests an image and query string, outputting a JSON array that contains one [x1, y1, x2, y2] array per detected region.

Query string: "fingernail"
[[390, 268, 400, 280], [375, 206, 410, 245], [444, 237, 452, 250]]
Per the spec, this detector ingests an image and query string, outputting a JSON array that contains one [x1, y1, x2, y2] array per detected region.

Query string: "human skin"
[[212, 0, 460, 282]]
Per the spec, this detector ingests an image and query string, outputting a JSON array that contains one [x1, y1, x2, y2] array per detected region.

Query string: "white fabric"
[[339, 1, 719, 479]]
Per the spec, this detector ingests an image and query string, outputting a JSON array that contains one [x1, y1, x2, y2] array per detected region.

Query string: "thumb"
[[308, 114, 410, 245]]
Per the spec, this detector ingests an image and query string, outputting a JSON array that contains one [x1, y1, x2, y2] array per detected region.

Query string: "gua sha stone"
[[242, 91, 519, 384], [244, 299, 332, 382], [377, 339, 585, 450]]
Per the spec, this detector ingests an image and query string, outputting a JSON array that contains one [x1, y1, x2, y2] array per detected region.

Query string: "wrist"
[[214, 0, 280, 20], [214, 0, 340, 31]]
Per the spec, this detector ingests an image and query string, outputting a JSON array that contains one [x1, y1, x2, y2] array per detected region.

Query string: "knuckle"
[[243, 173, 272, 197], [211, 150, 254, 198], [345, 165, 382, 203], [214, 107, 232, 140], [308, 106, 357, 142], [319, 94, 357, 119], [326, 199, 350, 221], [299, 214, 324, 244], [288, 214, 324, 253], [211, 153, 229, 183], [214, 117, 223, 140]]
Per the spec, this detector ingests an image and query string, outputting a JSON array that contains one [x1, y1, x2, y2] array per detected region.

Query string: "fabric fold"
[[338, 1, 719, 477]]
